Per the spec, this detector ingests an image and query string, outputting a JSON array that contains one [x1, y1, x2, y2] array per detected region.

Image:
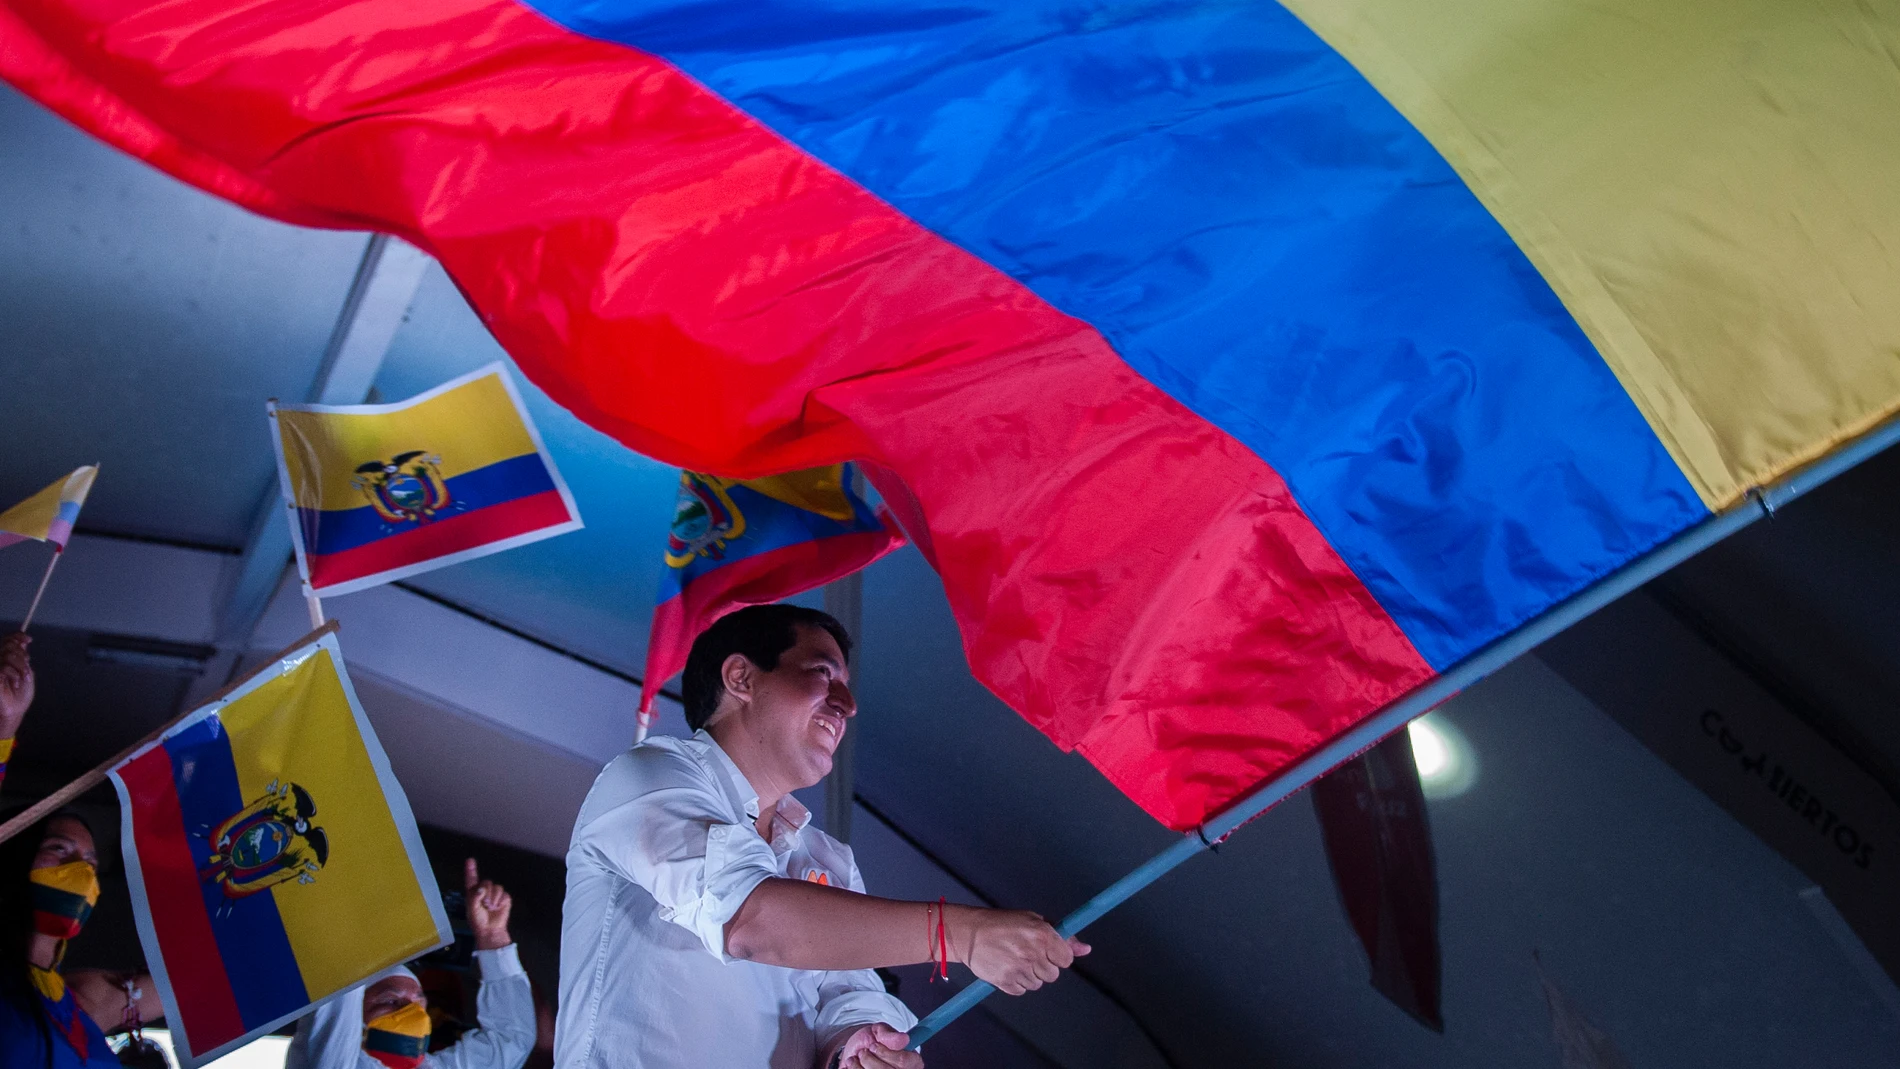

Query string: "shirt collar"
[[694, 730, 812, 837]]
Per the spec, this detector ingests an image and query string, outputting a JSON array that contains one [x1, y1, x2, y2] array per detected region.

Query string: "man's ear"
[[720, 652, 755, 706]]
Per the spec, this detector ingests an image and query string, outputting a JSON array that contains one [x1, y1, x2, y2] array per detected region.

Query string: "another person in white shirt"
[[556, 604, 1089, 1069], [289, 859, 537, 1069]]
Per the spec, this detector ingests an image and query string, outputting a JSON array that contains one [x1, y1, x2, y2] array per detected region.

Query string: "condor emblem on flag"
[[270, 363, 582, 597], [108, 627, 449, 1067]]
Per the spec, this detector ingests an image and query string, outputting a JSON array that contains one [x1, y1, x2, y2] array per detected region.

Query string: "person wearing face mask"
[[0, 633, 164, 1066], [0, 632, 120, 1065], [556, 604, 1089, 1069], [287, 858, 535, 1069], [0, 807, 118, 1068]]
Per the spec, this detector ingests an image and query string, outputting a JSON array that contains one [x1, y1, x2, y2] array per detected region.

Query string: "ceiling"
[[3, 79, 1899, 1068]]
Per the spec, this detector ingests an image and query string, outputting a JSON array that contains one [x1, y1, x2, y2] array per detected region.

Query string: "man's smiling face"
[[744, 622, 856, 791]]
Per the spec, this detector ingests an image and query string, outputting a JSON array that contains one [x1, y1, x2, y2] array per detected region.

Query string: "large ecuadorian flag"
[[109, 629, 449, 1067], [10, 1, 1900, 831], [271, 364, 582, 597]]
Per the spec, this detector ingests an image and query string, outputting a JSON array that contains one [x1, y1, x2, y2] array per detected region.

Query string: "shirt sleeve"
[[812, 971, 919, 1052], [422, 945, 537, 1069], [572, 748, 779, 961], [285, 985, 382, 1069]]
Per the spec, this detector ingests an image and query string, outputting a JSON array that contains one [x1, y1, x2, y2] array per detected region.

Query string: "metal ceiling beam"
[[217, 234, 430, 645]]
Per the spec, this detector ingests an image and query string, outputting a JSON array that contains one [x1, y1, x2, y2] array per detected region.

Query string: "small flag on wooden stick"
[[269, 364, 581, 601], [1, 465, 98, 630], [109, 626, 449, 1067]]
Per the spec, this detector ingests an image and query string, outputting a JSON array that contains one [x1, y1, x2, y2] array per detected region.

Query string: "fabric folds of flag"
[[9, 0, 1899, 830], [270, 364, 582, 597], [641, 463, 902, 721], [108, 630, 449, 1067], [0, 465, 96, 551]]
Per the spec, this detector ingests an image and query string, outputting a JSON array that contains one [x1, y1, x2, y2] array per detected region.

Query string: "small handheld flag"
[[0, 465, 96, 551], [269, 364, 581, 599], [2, 465, 98, 630], [640, 463, 902, 735], [109, 628, 449, 1067]]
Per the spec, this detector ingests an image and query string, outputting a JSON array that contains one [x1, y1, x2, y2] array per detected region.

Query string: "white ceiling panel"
[[0, 85, 368, 546]]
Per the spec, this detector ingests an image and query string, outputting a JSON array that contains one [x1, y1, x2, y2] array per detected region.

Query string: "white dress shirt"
[[286, 945, 537, 1069], [555, 730, 914, 1069]]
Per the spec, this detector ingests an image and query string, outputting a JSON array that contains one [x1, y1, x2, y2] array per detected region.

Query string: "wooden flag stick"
[[17, 548, 63, 633], [0, 620, 342, 847]]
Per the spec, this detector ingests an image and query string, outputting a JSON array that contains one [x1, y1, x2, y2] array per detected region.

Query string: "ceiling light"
[[1408, 713, 1477, 799]]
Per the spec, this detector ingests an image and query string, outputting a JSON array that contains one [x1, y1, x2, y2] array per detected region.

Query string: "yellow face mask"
[[364, 999, 432, 1069], [28, 860, 100, 941]]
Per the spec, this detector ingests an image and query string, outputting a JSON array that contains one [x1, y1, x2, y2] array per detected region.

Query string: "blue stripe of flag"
[[298, 452, 558, 557], [526, 0, 1708, 669], [163, 717, 310, 1029]]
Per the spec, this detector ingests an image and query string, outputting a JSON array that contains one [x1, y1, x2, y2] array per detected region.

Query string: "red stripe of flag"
[[308, 489, 572, 590], [117, 746, 247, 1052], [1, 0, 1431, 829]]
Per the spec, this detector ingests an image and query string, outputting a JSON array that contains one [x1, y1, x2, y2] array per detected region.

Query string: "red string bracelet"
[[934, 896, 950, 982]]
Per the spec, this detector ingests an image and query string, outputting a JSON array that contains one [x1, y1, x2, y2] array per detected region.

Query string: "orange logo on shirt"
[[803, 869, 830, 886]]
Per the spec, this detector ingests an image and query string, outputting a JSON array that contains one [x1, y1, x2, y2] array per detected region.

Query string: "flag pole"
[[907, 407, 1900, 1050], [0, 621, 342, 847], [280, 493, 325, 629], [17, 548, 62, 633]]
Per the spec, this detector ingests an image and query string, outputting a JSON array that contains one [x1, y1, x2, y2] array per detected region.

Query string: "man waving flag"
[[7, 0, 1898, 837]]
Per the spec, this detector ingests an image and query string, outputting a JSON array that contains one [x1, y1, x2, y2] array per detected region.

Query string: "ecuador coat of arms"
[[352, 451, 452, 525], [199, 780, 330, 900]]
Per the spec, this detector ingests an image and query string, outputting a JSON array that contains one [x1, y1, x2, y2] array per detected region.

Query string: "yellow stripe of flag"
[[275, 370, 540, 512], [1282, 0, 1900, 508], [219, 647, 442, 1001]]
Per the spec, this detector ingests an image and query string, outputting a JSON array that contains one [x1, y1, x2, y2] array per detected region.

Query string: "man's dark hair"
[[681, 604, 851, 733]]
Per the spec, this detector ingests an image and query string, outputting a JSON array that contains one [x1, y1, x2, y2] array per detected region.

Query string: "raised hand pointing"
[[464, 858, 514, 951]]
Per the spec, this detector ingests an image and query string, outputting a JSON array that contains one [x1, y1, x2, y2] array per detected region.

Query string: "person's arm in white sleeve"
[[425, 861, 538, 1069], [574, 747, 781, 959], [422, 948, 535, 1069], [286, 985, 381, 1069], [582, 744, 1085, 1020], [813, 970, 919, 1067]]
